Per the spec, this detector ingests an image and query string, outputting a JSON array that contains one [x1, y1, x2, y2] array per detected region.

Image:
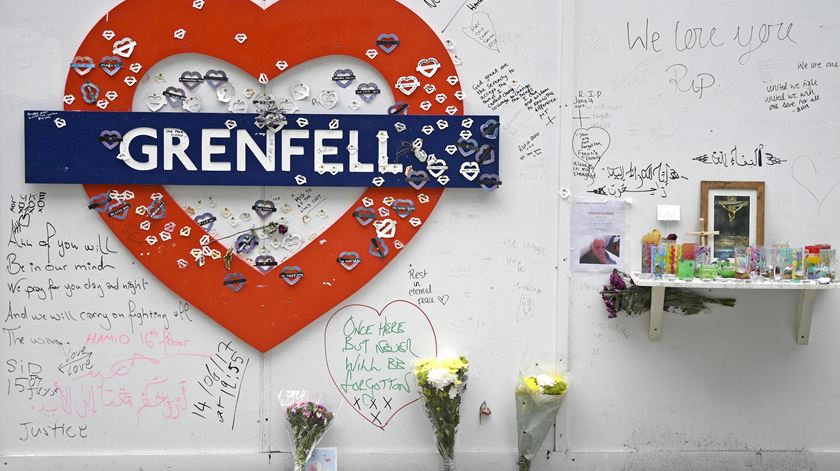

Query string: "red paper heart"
[[64, 0, 461, 352]]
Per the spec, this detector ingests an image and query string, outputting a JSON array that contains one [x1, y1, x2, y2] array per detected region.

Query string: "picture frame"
[[700, 181, 765, 260]]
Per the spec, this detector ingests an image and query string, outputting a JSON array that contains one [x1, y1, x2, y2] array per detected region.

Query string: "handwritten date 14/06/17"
[[192, 340, 249, 430], [666, 63, 715, 99]]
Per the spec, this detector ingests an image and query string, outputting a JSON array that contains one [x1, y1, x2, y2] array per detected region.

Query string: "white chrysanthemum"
[[427, 368, 458, 390], [448, 387, 459, 399], [535, 374, 556, 388]]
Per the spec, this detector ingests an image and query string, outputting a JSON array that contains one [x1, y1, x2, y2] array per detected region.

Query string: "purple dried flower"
[[609, 270, 626, 290], [605, 298, 618, 317]]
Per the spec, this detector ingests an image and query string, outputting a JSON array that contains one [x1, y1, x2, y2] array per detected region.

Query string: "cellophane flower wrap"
[[515, 357, 568, 471], [278, 390, 339, 471], [414, 356, 469, 471]]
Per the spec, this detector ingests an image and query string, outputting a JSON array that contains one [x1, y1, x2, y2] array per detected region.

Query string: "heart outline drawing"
[[791, 155, 840, 211], [65, 0, 461, 352], [323, 300, 437, 429], [571, 126, 611, 180]]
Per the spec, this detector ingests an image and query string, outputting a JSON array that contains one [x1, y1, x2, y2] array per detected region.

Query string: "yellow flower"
[[522, 376, 540, 392]]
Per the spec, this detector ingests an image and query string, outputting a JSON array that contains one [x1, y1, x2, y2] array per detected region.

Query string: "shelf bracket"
[[649, 286, 665, 341], [796, 290, 817, 345]]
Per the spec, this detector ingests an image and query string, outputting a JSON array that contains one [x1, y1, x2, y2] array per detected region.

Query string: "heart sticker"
[[356, 83, 380, 103], [98, 130, 123, 150], [332, 69, 356, 88], [70, 0, 457, 352], [112, 37, 137, 58], [475, 144, 496, 165], [252, 199, 277, 218], [415, 58, 440, 78], [390, 199, 415, 218], [316, 90, 339, 109], [459, 161, 480, 181], [290, 82, 310, 101], [254, 255, 278, 273], [179, 70, 204, 89], [144, 92, 165, 111], [480, 119, 499, 139], [324, 301, 437, 429], [204, 69, 229, 88], [70, 56, 96, 76], [395, 76, 420, 96], [457, 137, 479, 157], [163, 86, 186, 107], [376, 33, 400, 54], [99, 56, 124, 76]]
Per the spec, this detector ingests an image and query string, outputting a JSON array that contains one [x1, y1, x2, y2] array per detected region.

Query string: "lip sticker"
[[279, 266, 304, 286], [388, 102, 409, 115], [234, 33, 248, 44], [416, 58, 441, 78], [281, 233, 304, 252], [70, 56, 95, 76], [355, 83, 380, 103], [102, 30, 115, 41], [459, 161, 480, 181], [124, 76, 137, 86], [369, 238, 389, 259], [332, 69, 356, 88], [353, 206, 377, 226], [475, 144, 496, 165], [376, 33, 400, 54], [419, 101, 432, 111], [480, 119, 500, 139], [337, 251, 362, 271], [423, 84, 436, 94], [275, 60, 288, 70], [204, 69, 229, 88], [112, 37, 137, 58], [365, 49, 379, 59], [87, 193, 111, 212], [395, 76, 420, 96], [479, 173, 502, 191], [446, 75, 459, 85], [99, 56, 123, 76], [435, 93, 447, 104], [224, 273, 247, 292]]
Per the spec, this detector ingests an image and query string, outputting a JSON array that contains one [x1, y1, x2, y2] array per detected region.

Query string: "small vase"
[[441, 456, 456, 471]]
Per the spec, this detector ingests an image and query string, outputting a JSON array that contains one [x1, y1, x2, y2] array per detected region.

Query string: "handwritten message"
[[324, 301, 436, 429]]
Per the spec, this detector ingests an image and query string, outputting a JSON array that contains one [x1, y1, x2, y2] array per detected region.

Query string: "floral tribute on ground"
[[414, 356, 469, 471], [278, 390, 339, 471], [515, 356, 568, 471], [600, 269, 736, 318]]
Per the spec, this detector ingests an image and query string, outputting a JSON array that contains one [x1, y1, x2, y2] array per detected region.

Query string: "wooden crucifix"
[[686, 218, 719, 246]]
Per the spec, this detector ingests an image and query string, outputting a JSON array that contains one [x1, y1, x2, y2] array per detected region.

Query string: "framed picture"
[[700, 181, 765, 260]]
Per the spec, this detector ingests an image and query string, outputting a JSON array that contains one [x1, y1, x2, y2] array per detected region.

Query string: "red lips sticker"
[[64, 0, 461, 352]]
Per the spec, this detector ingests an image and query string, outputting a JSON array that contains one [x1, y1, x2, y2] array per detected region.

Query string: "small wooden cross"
[[686, 218, 719, 246]]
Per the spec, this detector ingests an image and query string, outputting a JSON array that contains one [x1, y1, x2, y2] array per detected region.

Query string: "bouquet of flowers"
[[601, 269, 736, 318], [278, 390, 339, 471], [414, 356, 469, 471], [515, 356, 568, 471]]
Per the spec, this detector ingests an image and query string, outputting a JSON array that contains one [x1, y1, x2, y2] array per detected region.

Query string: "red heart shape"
[[64, 0, 461, 352]]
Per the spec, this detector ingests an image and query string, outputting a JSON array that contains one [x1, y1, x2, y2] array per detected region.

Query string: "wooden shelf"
[[629, 272, 840, 344]]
